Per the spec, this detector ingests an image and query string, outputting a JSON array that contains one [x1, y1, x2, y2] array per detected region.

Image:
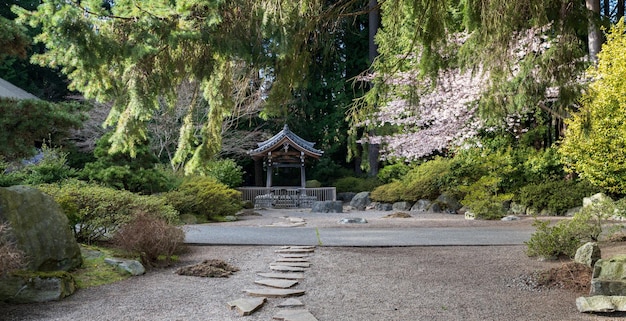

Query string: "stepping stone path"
[[227, 245, 319, 320]]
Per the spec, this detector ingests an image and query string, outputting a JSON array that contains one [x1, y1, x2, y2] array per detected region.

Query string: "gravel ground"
[[2, 210, 625, 321]]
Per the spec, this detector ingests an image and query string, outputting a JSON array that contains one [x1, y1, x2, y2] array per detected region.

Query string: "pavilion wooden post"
[[300, 152, 306, 188], [266, 152, 273, 188], [254, 159, 263, 186]]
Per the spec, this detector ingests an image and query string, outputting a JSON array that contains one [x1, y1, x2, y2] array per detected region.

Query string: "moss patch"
[[73, 245, 131, 288]]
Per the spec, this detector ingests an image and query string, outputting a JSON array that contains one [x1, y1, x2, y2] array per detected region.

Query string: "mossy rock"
[[0, 270, 77, 303]]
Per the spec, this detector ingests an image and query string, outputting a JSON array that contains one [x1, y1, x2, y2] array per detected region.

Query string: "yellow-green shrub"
[[370, 181, 404, 203], [164, 176, 242, 220], [38, 180, 179, 243]]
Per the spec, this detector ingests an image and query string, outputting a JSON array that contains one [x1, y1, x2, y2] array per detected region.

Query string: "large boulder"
[[392, 202, 413, 211], [311, 201, 343, 213], [336, 192, 356, 203], [435, 193, 462, 213], [591, 255, 626, 296], [576, 296, 626, 313], [0, 271, 77, 303], [0, 185, 81, 272], [583, 193, 612, 208], [410, 199, 431, 212], [350, 192, 371, 211]]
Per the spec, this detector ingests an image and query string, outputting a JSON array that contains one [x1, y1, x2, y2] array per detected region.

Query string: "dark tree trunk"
[[587, 0, 602, 63], [368, 0, 380, 176]]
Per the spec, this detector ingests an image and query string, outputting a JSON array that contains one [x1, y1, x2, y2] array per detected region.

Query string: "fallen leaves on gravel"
[[175, 259, 240, 277], [510, 262, 592, 294], [382, 212, 412, 218]]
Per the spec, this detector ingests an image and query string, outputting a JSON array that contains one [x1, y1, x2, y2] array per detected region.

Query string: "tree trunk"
[[368, 0, 380, 176], [587, 0, 602, 64], [619, 0, 625, 21]]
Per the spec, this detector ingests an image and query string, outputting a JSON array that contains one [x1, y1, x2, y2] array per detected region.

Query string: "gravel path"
[[1, 210, 624, 321]]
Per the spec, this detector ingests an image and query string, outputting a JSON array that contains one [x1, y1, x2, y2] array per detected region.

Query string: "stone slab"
[[270, 265, 307, 272], [257, 272, 305, 280], [275, 248, 315, 254], [273, 309, 319, 321], [264, 222, 306, 227], [244, 288, 305, 298], [279, 254, 310, 259], [281, 246, 315, 250], [277, 298, 305, 308], [276, 258, 310, 263], [227, 297, 266, 316], [255, 279, 299, 289], [270, 262, 311, 268]]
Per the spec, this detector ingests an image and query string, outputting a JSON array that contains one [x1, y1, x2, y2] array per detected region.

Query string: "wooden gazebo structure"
[[240, 125, 335, 208], [249, 124, 323, 188]]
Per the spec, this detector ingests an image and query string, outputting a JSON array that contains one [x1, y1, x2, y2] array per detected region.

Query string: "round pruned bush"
[[517, 180, 601, 215], [401, 157, 452, 201], [189, 158, 244, 188], [38, 180, 179, 244], [370, 181, 404, 203], [334, 176, 381, 193], [164, 176, 242, 220], [113, 212, 186, 268]]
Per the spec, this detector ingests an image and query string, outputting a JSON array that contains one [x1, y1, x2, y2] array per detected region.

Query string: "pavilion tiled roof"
[[249, 124, 323, 158]]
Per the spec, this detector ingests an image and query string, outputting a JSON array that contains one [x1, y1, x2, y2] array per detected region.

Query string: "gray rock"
[[500, 215, 520, 221], [350, 192, 371, 211], [591, 255, 626, 296], [257, 272, 305, 280], [311, 201, 343, 213], [436, 193, 462, 213], [375, 203, 393, 211], [223, 215, 237, 222], [410, 199, 431, 212], [336, 192, 356, 203], [0, 271, 77, 303], [104, 257, 145, 276], [392, 201, 413, 211], [584, 193, 613, 208], [254, 279, 299, 289], [338, 217, 368, 224], [430, 203, 442, 213], [575, 242, 601, 267], [576, 296, 626, 313], [0, 185, 82, 272]]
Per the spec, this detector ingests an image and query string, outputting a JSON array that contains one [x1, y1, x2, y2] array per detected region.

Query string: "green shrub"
[[525, 206, 608, 258], [517, 180, 601, 215], [377, 163, 410, 184], [113, 212, 186, 268], [460, 176, 513, 220], [305, 180, 322, 188], [0, 146, 77, 187], [370, 181, 404, 203], [310, 158, 352, 186], [401, 157, 452, 201], [38, 180, 179, 243], [164, 176, 242, 220], [190, 158, 244, 188], [334, 176, 381, 193], [81, 132, 174, 194]]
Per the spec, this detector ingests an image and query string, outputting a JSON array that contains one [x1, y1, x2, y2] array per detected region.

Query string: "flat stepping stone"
[[273, 309, 318, 321], [275, 248, 315, 254], [270, 265, 307, 272], [277, 298, 305, 308], [264, 222, 306, 227], [276, 258, 310, 263], [258, 272, 305, 280], [227, 297, 266, 316], [338, 217, 368, 224], [280, 245, 315, 250], [254, 279, 299, 289], [270, 262, 311, 268], [244, 288, 305, 298], [279, 253, 310, 258]]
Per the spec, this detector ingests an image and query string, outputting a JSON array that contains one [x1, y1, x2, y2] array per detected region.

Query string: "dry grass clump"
[[175, 259, 239, 277], [535, 262, 592, 294], [383, 212, 412, 218], [0, 223, 26, 276], [113, 212, 186, 268]]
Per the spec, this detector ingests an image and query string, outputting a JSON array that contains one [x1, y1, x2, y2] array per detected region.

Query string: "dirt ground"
[[2, 209, 626, 321]]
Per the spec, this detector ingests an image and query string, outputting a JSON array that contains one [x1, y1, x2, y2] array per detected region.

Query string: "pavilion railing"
[[238, 187, 337, 209]]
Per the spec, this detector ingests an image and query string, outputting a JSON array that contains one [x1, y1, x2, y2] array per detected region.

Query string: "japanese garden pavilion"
[[239, 125, 336, 208]]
